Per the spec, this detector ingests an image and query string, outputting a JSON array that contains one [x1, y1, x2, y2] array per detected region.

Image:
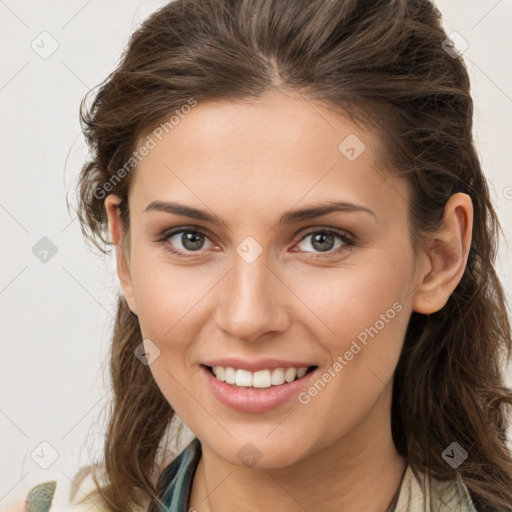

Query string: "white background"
[[1, 0, 511, 506]]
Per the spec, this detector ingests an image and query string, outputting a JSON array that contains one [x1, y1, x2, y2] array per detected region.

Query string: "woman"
[[14, 0, 512, 511]]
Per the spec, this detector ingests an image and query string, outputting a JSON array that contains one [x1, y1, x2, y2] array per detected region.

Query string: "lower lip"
[[201, 365, 317, 413]]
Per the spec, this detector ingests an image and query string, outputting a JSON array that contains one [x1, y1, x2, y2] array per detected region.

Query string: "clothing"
[[149, 437, 479, 512], [14, 437, 479, 512]]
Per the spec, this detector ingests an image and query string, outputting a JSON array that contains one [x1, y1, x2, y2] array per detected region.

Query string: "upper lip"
[[202, 358, 316, 372]]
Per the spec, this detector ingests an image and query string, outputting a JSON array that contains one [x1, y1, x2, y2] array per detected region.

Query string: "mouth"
[[202, 364, 318, 389], [200, 363, 319, 413]]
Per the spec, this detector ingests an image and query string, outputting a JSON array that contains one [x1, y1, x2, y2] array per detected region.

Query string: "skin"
[[104, 90, 473, 512]]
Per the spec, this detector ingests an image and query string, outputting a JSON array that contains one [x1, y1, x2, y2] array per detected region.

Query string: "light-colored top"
[[4, 437, 479, 511]]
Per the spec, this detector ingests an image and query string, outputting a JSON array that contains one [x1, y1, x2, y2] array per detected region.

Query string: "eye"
[[158, 227, 215, 257], [293, 228, 354, 256], [156, 226, 355, 259]]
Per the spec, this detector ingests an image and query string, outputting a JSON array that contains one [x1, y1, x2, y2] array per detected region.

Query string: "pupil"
[[312, 233, 334, 252], [183, 231, 203, 250]]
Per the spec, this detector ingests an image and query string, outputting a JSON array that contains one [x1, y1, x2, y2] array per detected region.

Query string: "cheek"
[[129, 257, 221, 411], [295, 295, 407, 451], [289, 252, 411, 406], [130, 253, 214, 338], [290, 251, 412, 345]]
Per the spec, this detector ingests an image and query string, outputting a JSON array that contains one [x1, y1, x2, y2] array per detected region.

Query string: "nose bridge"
[[215, 245, 288, 341]]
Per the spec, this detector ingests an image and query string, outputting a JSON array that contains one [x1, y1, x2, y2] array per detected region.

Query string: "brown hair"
[[74, 0, 512, 510]]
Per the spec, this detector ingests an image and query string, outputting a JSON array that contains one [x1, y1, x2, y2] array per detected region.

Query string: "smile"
[[201, 364, 318, 413]]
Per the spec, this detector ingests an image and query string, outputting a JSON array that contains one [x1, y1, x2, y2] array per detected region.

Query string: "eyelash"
[[155, 226, 356, 259]]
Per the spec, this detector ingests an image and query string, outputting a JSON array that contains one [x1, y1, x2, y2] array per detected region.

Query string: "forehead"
[[129, 91, 409, 224]]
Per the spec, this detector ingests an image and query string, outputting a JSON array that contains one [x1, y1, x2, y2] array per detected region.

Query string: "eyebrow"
[[144, 200, 376, 226]]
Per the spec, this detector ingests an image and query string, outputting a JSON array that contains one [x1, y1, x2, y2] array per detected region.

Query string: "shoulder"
[[4, 434, 200, 512], [2, 466, 113, 512], [395, 465, 479, 511]]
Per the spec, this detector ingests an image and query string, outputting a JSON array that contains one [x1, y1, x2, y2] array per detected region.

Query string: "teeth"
[[211, 365, 310, 388], [235, 369, 253, 387], [225, 367, 236, 385], [296, 367, 308, 378], [284, 368, 297, 382], [271, 368, 285, 386], [253, 370, 271, 388], [215, 366, 225, 381]]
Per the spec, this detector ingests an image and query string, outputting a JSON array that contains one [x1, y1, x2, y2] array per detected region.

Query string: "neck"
[[189, 388, 406, 512]]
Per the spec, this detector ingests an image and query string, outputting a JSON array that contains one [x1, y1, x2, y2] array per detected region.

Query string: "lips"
[[200, 361, 319, 413]]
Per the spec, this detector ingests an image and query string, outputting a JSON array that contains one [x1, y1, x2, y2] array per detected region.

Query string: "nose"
[[214, 250, 290, 343]]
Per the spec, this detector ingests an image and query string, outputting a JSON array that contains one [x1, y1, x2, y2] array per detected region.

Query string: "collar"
[[151, 438, 478, 512]]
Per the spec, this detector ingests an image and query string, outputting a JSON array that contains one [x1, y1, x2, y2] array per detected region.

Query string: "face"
[[106, 90, 427, 469]]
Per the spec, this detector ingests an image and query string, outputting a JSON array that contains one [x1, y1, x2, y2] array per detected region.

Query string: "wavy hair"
[[73, 0, 512, 510]]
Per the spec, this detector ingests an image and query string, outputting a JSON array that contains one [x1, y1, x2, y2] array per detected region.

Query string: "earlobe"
[[104, 194, 138, 315], [412, 192, 473, 315]]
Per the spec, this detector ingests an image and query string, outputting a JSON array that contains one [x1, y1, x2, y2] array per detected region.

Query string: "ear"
[[412, 192, 473, 315], [104, 194, 138, 315]]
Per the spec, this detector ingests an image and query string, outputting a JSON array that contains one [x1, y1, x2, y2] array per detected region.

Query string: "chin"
[[201, 430, 318, 470]]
